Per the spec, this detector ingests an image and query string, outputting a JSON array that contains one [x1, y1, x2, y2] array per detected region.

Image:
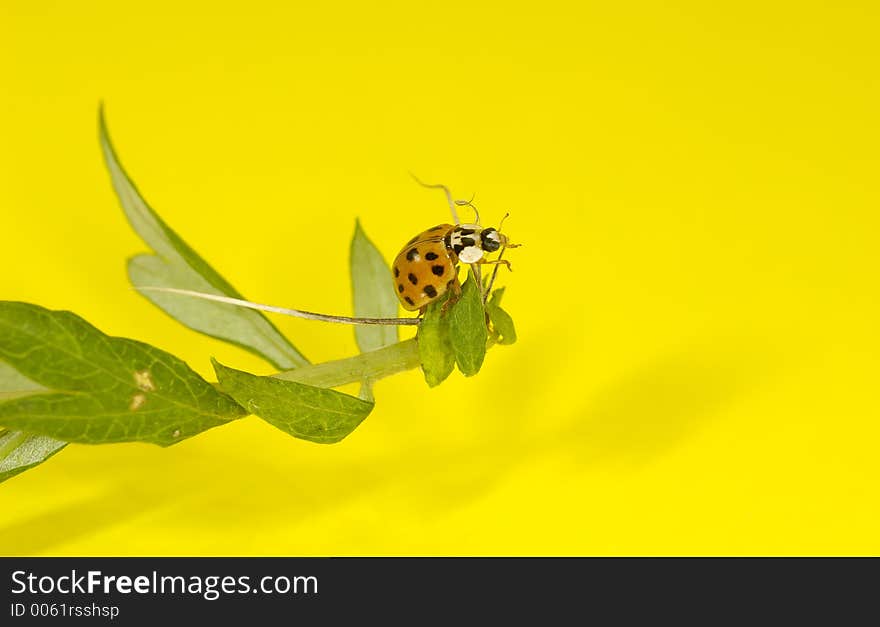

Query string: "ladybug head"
[[481, 213, 515, 254], [480, 228, 503, 253]]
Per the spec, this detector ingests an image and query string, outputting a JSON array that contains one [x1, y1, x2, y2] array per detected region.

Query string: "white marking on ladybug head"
[[450, 224, 486, 264], [459, 246, 484, 264], [480, 228, 502, 253]]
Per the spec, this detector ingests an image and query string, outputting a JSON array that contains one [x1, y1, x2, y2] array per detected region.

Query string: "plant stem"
[[273, 338, 420, 388]]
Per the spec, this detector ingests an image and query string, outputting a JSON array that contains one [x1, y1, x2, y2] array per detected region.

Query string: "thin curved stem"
[[136, 287, 421, 326], [409, 173, 461, 224], [273, 338, 420, 388]]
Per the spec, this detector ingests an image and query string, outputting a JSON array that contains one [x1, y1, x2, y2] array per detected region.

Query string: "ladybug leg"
[[440, 279, 462, 314], [479, 258, 512, 303], [450, 277, 463, 300], [477, 258, 513, 271]]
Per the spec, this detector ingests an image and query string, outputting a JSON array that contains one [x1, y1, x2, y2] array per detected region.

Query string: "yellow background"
[[1, 1, 878, 555]]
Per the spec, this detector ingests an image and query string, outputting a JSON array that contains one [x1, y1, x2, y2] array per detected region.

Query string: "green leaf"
[[213, 359, 373, 444], [486, 287, 517, 345], [99, 106, 308, 370], [417, 296, 455, 387], [0, 431, 67, 484], [350, 219, 399, 353], [0, 359, 48, 402], [0, 301, 246, 446], [273, 338, 420, 389], [0, 362, 67, 483], [488, 285, 505, 307], [448, 272, 488, 377]]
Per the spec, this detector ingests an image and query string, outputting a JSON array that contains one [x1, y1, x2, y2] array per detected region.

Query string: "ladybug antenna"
[[454, 194, 481, 225], [496, 213, 521, 248], [409, 173, 461, 224], [498, 212, 510, 232]]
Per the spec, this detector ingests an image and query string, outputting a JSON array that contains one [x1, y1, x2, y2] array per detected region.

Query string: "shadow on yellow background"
[[1, 1, 878, 555]]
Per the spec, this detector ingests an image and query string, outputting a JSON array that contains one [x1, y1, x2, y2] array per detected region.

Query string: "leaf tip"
[[209, 356, 225, 377], [352, 217, 367, 242], [97, 101, 110, 142], [97, 101, 120, 169], [489, 286, 506, 307]]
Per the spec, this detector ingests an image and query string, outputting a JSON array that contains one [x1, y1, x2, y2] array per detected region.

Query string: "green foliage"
[[486, 287, 517, 345], [99, 106, 308, 370], [0, 359, 47, 402], [0, 362, 67, 484], [0, 302, 245, 446], [350, 219, 399, 353], [273, 339, 420, 389], [0, 109, 518, 483], [213, 360, 374, 444], [417, 296, 456, 387], [0, 431, 67, 484], [448, 273, 489, 376]]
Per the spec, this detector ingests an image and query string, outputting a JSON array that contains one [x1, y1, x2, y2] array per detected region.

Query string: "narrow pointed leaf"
[[448, 273, 488, 376], [99, 106, 308, 370], [0, 431, 67, 484], [486, 287, 517, 345], [417, 297, 455, 387], [0, 362, 66, 483], [488, 285, 506, 307], [350, 219, 399, 353], [213, 359, 373, 444], [0, 302, 246, 446]]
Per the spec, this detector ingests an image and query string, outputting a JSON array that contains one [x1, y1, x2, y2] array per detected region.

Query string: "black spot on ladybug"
[[431, 265, 445, 276], [453, 244, 464, 255], [406, 248, 419, 261], [408, 273, 418, 285], [425, 252, 438, 261], [398, 284, 404, 293], [461, 237, 476, 247], [429, 225, 445, 231], [404, 296, 414, 306], [393, 266, 400, 277], [459, 228, 475, 236], [424, 285, 437, 298]]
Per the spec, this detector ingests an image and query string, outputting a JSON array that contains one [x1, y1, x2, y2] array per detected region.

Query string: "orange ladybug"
[[144, 181, 514, 328], [392, 220, 512, 311]]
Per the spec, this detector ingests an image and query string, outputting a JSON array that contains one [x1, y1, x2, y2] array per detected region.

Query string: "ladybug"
[[392, 193, 514, 311], [145, 181, 515, 328]]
